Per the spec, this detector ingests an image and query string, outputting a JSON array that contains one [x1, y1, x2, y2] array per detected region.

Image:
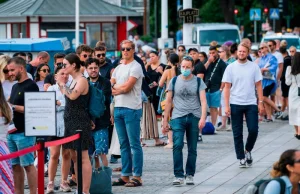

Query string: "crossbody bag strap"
[[208, 58, 221, 81], [197, 77, 201, 105], [171, 76, 178, 99]]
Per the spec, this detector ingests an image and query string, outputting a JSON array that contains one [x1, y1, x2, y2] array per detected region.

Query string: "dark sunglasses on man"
[[81, 54, 92, 58], [3, 69, 8, 74], [96, 53, 106, 58], [121, 47, 132, 52]]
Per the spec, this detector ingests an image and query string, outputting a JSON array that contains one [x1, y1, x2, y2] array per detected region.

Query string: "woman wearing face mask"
[[46, 65, 72, 193], [35, 64, 50, 91]]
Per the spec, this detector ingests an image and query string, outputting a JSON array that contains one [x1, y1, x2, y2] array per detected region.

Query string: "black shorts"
[[263, 83, 275, 97], [281, 80, 290, 98]]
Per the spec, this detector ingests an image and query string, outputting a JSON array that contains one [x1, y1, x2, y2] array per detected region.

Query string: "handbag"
[[262, 59, 275, 80], [90, 151, 113, 194]]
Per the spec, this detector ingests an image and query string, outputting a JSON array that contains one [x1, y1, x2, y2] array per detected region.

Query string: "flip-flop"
[[155, 142, 167, 147], [124, 178, 142, 187], [112, 178, 127, 186]]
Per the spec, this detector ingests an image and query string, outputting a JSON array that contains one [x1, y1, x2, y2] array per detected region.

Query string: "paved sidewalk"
[[24, 120, 297, 194]]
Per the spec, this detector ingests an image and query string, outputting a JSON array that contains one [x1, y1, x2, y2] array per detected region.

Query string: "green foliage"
[[0, 0, 7, 3], [140, 35, 153, 43], [199, 0, 224, 23]]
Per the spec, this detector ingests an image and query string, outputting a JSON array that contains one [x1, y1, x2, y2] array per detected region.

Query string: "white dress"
[[285, 66, 300, 126]]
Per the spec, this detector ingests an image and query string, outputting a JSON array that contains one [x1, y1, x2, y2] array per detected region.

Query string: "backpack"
[[88, 81, 106, 118], [244, 178, 286, 194], [172, 76, 201, 102]]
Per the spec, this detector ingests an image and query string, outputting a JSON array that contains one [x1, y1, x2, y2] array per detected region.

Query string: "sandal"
[[125, 178, 142, 187], [155, 142, 167, 146], [113, 167, 122, 172], [112, 178, 127, 186]]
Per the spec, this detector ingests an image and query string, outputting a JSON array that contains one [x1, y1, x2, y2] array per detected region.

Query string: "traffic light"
[[234, 9, 238, 15], [264, 8, 268, 14]]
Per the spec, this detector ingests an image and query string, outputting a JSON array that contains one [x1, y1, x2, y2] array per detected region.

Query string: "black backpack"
[[244, 178, 286, 194]]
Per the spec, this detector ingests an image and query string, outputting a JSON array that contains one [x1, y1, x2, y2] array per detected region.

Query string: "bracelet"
[[259, 100, 264, 103]]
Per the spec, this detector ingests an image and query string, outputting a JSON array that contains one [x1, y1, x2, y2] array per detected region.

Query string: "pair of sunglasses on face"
[[3, 69, 8, 74], [40, 69, 50, 73]]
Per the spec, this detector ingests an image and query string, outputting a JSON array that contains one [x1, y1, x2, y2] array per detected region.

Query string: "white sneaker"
[[226, 125, 232, 131], [173, 177, 184, 186], [186, 175, 194, 185], [239, 159, 247, 168], [216, 125, 226, 131]]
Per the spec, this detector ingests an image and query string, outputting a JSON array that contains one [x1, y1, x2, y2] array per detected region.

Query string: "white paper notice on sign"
[[25, 92, 56, 136]]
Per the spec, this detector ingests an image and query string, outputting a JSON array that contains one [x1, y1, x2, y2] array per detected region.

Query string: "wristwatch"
[[12, 105, 16, 111]]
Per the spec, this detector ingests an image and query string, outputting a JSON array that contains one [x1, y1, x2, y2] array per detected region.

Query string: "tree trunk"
[[220, 0, 235, 24]]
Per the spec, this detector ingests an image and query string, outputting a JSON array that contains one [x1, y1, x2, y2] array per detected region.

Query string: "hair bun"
[[273, 161, 280, 170]]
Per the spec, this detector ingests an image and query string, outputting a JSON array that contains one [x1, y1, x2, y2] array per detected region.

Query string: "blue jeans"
[[114, 107, 143, 177], [230, 104, 259, 159], [88, 128, 109, 156], [170, 113, 199, 178]]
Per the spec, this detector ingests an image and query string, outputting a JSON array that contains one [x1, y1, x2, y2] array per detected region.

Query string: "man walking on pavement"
[[163, 56, 207, 186], [7, 57, 39, 194], [188, 48, 206, 79], [223, 43, 265, 167], [203, 46, 227, 127], [111, 40, 144, 187]]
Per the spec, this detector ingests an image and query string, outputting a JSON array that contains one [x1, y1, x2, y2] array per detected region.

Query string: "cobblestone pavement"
[[24, 120, 291, 194]]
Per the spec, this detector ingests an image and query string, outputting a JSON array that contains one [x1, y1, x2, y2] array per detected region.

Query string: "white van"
[[192, 23, 241, 54]]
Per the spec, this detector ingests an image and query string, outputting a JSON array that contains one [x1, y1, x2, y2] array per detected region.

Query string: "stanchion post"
[[76, 130, 83, 194], [37, 140, 45, 194]]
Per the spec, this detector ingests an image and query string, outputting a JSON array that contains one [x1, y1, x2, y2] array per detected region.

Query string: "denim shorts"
[[7, 133, 36, 167], [206, 90, 221, 108], [88, 128, 109, 156]]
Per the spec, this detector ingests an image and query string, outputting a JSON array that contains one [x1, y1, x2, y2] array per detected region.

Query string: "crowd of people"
[[0, 35, 299, 193]]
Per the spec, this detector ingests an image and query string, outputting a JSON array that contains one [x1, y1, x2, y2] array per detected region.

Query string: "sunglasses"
[[81, 54, 92, 58], [178, 49, 185, 52], [295, 160, 300, 163], [259, 47, 266, 50], [218, 51, 224, 53], [96, 53, 106, 58], [183, 56, 194, 61], [268, 44, 273, 47], [40, 69, 50, 73], [121, 47, 132, 52], [290, 50, 296, 53], [3, 69, 8, 74]]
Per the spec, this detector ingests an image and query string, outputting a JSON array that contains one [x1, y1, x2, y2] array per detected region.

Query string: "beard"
[[15, 71, 22, 81], [238, 57, 248, 62]]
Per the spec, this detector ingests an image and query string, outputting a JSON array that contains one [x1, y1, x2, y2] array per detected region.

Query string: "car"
[[192, 23, 241, 54], [261, 33, 300, 52]]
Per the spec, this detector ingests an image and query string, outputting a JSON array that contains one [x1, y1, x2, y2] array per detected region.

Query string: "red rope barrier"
[[0, 134, 80, 161], [45, 133, 80, 147], [0, 144, 40, 161]]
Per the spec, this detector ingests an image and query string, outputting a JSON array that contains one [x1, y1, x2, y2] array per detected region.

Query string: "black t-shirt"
[[192, 59, 206, 76], [204, 58, 227, 93], [281, 55, 292, 81], [9, 79, 39, 133], [90, 76, 112, 130], [100, 63, 114, 80], [44, 73, 56, 85], [26, 64, 37, 79]]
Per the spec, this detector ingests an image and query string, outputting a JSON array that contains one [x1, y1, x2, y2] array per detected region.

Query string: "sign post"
[[250, 8, 261, 43], [270, 8, 280, 31], [179, 7, 199, 46]]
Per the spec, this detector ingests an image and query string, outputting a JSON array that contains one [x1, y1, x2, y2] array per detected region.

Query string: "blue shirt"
[[176, 30, 183, 41], [264, 176, 293, 194], [258, 53, 278, 94]]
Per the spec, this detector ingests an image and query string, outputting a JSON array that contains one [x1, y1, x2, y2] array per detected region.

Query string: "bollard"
[[37, 139, 45, 194], [76, 130, 83, 194]]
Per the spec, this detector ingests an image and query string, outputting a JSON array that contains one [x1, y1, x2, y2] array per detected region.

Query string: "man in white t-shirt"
[[111, 40, 144, 187], [222, 43, 264, 168]]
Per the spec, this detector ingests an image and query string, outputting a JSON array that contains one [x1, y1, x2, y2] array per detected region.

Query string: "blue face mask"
[[181, 68, 191, 77]]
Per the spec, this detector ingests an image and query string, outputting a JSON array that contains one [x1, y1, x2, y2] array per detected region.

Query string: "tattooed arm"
[[62, 77, 89, 100]]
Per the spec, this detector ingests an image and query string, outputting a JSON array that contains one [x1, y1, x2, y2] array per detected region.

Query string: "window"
[[12, 23, 27, 38], [199, 30, 240, 46], [102, 23, 117, 50], [86, 23, 101, 47], [0, 24, 6, 38]]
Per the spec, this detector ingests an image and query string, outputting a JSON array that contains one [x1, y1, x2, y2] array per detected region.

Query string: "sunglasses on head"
[[121, 47, 132, 52], [96, 53, 106, 58], [3, 69, 8, 74], [81, 54, 92, 58], [183, 56, 193, 61], [40, 69, 50, 73]]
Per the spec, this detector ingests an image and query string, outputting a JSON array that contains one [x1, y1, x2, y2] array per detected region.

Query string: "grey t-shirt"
[[168, 75, 206, 119]]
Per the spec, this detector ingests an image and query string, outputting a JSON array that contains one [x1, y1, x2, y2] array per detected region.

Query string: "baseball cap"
[[188, 48, 199, 53]]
